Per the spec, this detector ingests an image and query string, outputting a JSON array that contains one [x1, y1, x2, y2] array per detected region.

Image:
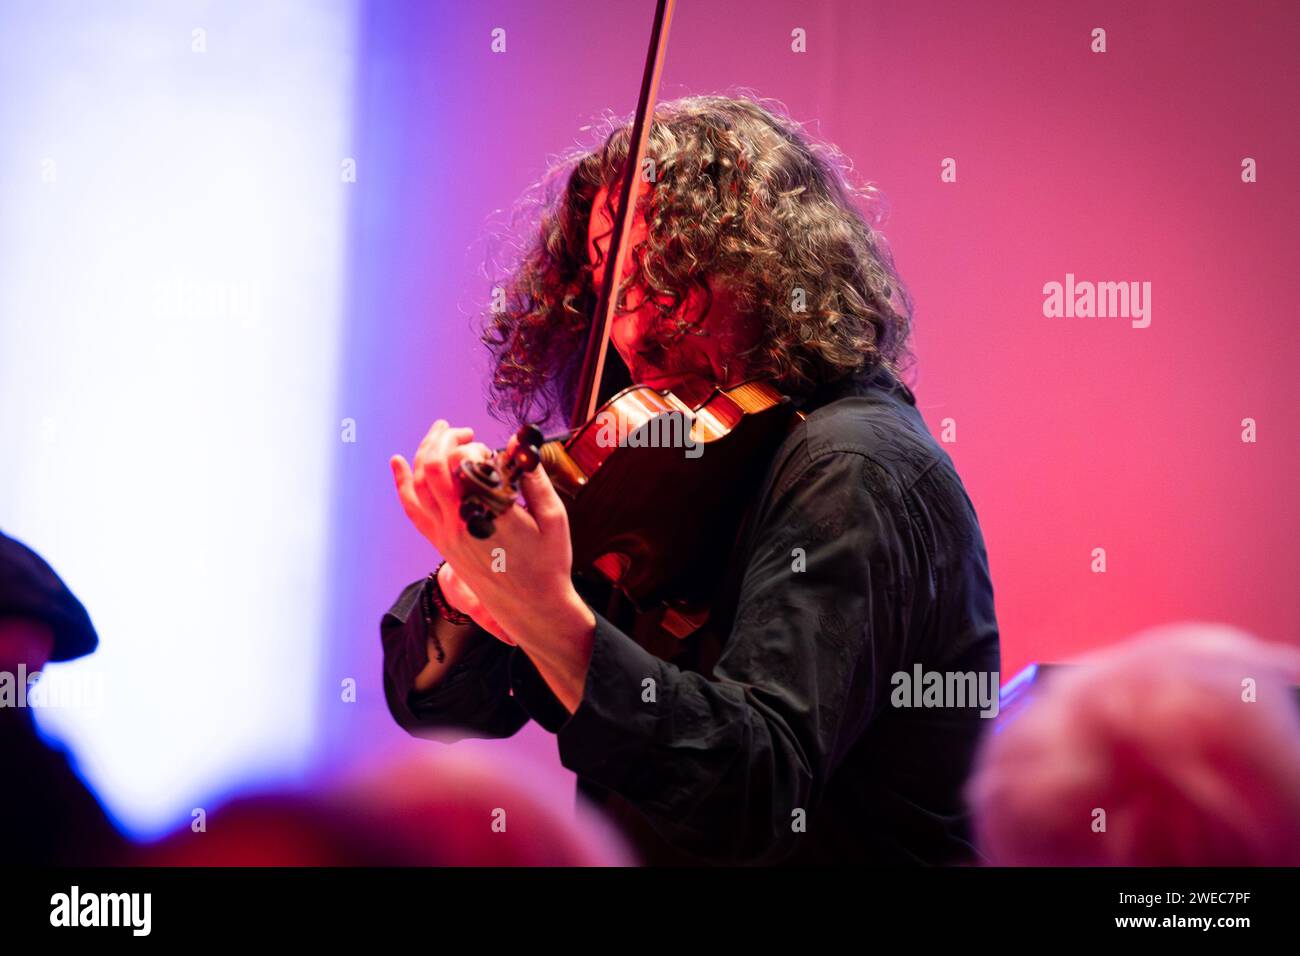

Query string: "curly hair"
[[481, 94, 914, 427]]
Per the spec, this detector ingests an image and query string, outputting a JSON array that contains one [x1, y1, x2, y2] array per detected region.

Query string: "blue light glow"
[[0, 0, 359, 838]]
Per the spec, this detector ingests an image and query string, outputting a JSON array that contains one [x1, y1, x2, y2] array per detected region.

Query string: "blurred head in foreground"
[[967, 622, 1300, 866], [0, 530, 122, 866], [141, 749, 634, 866]]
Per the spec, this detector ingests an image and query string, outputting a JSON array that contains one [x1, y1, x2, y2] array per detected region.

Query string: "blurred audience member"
[[141, 749, 634, 866], [0, 529, 124, 865], [967, 622, 1300, 866]]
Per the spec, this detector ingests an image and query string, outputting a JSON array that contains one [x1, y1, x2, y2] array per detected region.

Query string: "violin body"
[[539, 379, 796, 637]]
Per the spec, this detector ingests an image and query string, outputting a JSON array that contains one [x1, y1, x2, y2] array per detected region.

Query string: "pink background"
[[327, 0, 1299, 777]]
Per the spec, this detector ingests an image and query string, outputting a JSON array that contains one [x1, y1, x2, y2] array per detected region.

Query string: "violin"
[[456, 0, 797, 640]]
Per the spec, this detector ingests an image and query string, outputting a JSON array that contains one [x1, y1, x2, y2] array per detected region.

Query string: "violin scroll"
[[456, 424, 544, 539]]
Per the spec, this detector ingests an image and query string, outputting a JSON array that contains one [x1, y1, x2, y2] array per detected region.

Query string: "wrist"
[[428, 562, 473, 627], [516, 586, 596, 653]]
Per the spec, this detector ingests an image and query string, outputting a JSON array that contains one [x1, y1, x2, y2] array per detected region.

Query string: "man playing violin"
[[382, 96, 1000, 865]]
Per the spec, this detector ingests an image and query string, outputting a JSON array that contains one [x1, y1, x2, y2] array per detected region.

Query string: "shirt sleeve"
[[380, 578, 530, 740], [547, 448, 916, 864]]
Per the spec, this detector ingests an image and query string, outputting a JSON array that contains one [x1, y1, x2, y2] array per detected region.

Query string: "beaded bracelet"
[[417, 573, 445, 663], [420, 562, 473, 664]]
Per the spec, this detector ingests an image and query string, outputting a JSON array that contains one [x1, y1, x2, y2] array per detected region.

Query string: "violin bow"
[[457, 0, 676, 539], [569, 0, 677, 430]]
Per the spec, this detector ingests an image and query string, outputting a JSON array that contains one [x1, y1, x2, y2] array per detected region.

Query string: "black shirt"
[[380, 366, 1000, 865]]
